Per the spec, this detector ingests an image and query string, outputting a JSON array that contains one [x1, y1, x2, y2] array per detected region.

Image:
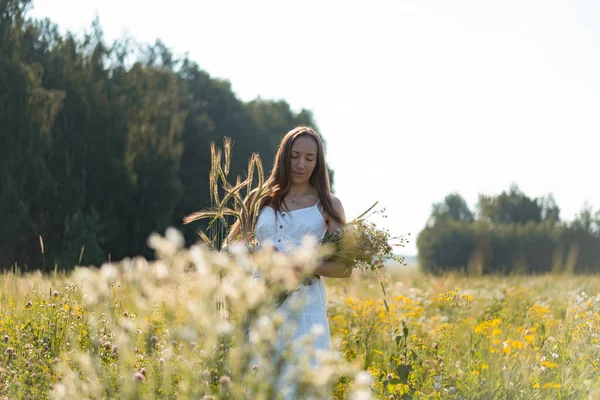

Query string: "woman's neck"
[[288, 183, 314, 197]]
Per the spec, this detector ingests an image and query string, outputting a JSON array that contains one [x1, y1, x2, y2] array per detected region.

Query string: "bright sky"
[[30, 0, 600, 255]]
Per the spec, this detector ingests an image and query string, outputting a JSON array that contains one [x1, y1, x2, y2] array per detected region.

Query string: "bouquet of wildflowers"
[[320, 201, 406, 272], [274, 202, 407, 308]]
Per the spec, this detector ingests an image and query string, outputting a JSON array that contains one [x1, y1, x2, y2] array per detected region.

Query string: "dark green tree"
[[477, 184, 542, 225], [428, 193, 474, 226], [539, 194, 561, 224], [0, 0, 64, 268], [0, 3, 331, 270]]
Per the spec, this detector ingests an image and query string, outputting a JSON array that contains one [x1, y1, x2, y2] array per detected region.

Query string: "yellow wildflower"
[[541, 361, 559, 369], [524, 334, 535, 344], [541, 382, 561, 389]]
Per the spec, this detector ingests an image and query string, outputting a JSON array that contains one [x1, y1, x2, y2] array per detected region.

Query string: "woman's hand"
[[313, 261, 352, 278]]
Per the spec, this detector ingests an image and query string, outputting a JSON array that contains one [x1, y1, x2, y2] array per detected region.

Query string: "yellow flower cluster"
[[437, 288, 475, 308], [473, 318, 502, 337]]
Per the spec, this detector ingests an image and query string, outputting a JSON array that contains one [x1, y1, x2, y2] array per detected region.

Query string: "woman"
[[226, 125, 351, 398]]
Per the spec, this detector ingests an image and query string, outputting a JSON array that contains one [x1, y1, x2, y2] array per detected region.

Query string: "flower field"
[[1, 231, 599, 399]]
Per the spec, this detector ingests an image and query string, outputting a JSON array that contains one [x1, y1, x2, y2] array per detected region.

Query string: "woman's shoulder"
[[329, 194, 343, 207], [322, 194, 343, 210], [321, 194, 345, 221]]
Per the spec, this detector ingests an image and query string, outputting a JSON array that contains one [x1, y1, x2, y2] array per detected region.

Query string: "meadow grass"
[[326, 269, 600, 399], [1, 243, 600, 399]]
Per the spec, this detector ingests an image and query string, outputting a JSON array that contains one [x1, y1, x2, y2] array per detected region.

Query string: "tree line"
[[417, 184, 600, 275], [0, 0, 327, 270]]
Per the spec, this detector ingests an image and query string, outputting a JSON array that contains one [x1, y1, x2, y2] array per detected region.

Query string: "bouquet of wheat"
[[183, 138, 268, 253]]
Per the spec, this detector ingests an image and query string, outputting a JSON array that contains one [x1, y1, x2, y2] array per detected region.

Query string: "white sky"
[[30, 0, 600, 255]]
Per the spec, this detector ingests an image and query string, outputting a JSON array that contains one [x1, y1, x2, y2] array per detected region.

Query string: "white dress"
[[252, 201, 332, 399]]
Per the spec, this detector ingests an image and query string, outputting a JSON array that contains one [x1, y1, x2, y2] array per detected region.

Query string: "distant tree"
[[119, 63, 187, 259], [418, 183, 600, 275], [477, 184, 542, 225], [572, 203, 596, 234], [416, 220, 476, 275], [143, 39, 177, 70], [0, 0, 65, 268], [429, 193, 474, 226], [539, 194, 561, 224]]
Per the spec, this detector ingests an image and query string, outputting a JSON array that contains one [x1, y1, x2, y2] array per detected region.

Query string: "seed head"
[[219, 375, 232, 388], [134, 372, 145, 381]]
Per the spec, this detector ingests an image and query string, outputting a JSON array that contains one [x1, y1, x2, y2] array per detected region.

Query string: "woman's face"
[[289, 135, 318, 185]]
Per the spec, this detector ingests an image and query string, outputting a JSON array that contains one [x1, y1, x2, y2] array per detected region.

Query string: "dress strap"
[[315, 199, 323, 214]]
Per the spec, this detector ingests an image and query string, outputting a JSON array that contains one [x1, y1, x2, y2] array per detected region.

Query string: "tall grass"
[[3, 252, 600, 398]]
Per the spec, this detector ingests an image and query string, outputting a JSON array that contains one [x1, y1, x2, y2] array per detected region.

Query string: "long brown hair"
[[263, 126, 343, 224], [225, 126, 343, 246]]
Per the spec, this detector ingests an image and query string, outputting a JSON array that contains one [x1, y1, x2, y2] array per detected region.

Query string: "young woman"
[[226, 125, 351, 397]]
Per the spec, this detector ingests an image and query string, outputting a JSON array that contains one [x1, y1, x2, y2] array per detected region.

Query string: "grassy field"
[[1, 237, 599, 399]]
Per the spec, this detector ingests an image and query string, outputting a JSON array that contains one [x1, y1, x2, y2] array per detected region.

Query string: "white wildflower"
[[351, 389, 372, 400], [243, 279, 266, 308], [355, 371, 373, 387], [153, 262, 169, 280], [100, 264, 119, 281], [165, 227, 184, 249], [255, 316, 274, 341], [311, 324, 325, 337], [188, 245, 209, 275], [217, 321, 233, 335]]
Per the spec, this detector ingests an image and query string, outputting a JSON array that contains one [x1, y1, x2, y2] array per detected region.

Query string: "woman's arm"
[[313, 195, 353, 278]]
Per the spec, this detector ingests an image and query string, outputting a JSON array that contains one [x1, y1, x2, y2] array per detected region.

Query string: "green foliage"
[[418, 186, 600, 275], [0, 7, 65, 268], [477, 184, 543, 225], [0, 3, 328, 270], [429, 193, 474, 225], [417, 220, 476, 275]]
